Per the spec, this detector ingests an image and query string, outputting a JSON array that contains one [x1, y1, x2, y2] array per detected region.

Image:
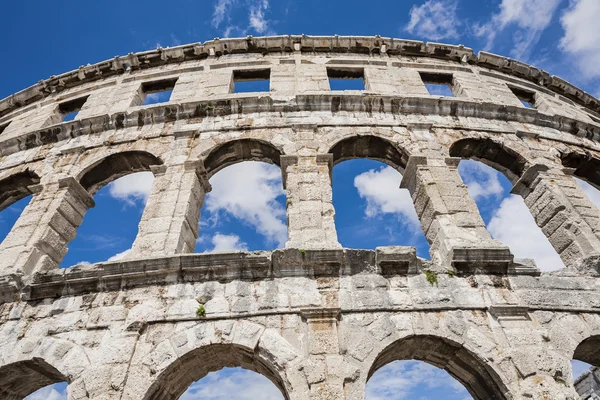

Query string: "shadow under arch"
[[328, 135, 409, 171], [561, 151, 600, 190], [203, 138, 283, 178], [449, 138, 529, 184], [78, 151, 163, 195], [143, 343, 289, 400], [368, 335, 509, 400], [0, 170, 40, 211], [0, 358, 67, 399], [573, 335, 600, 367]]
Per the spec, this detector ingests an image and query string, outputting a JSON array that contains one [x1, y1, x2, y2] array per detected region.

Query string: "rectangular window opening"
[[233, 69, 271, 93], [59, 96, 89, 122], [420, 72, 455, 97], [141, 78, 178, 106], [0, 122, 10, 135], [327, 67, 365, 91], [509, 86, 536, 109]]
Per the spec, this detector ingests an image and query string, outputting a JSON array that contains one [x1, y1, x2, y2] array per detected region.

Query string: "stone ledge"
[[3, 93, 600, 157]]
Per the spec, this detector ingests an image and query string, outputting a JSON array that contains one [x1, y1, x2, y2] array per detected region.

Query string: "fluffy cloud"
[[180, 367, 283, 400], [248, 0, 270, 33], [204, 162, 287, 247], [108, 171, 154, 206], [488, 195, 565, 271], [212, 0, 234, 28], [458, 160, 503, 200], [475, 0, 563, 60], [366, 360, 469, 399], [211, 0, 272, 36], [353, 166, 420, 229], [205, 233, 248, 252], [24, 384, 67, 400], [405, 0, 460, 40], [559, 0, 600, 80]]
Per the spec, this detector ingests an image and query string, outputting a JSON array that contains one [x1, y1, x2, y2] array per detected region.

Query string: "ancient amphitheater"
[[1, 35, 600, 400]]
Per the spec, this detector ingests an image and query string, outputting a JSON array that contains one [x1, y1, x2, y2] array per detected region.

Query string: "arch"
[[143, 343, 289, 400], [0, 358, 67, 399], [368, 335, 509, 400], [561, 151, 600, 190], [449, 138, 529, 184], [328, 135, 409, 171], [203, 139, 282, 178], [0, 170, 40, 211], [573, 335, 600, 367], [78, 151, 163, 195]]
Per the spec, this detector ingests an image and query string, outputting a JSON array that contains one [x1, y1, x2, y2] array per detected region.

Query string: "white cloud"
[[204, 162, 287, 247], [107, 248, 131, 262], [24, 384, 67, 400], [108, 171, 154, 206], [405, 0, 460, 40], [488, 195, 565, 271], [353, 166, 420, 229], [475, 0, 563, 60], [180, 367, 283, 400], [559, 0, 600, 80], [204, 233, 248, 252], [458, 160, 503, 200], [212, 0, 234, 28], [211, 0, 272, 36], [575, 178, 600, 209], [366, 360, 469, 399]]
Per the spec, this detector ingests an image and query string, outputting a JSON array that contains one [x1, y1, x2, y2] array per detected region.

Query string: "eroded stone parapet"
[[127, 160, 211, 259], [282, 153, 341, 250], [0, 177, 94, 276], [512, 165, 600, 274], [401, 155, 513, 271]]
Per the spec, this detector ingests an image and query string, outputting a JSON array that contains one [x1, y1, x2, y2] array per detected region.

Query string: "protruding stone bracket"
[[399, 154, 427, 190], [149, 164, 168, 176], [184, 160, 212, 192], [510, 164, 549, 196], [58, 177, 95, 209], [27, 184, 44, 195], [375, 246, 419, 276], [508, 258, 541, 276], [300, 307, 341, 323], [316, 153, 334, 183], [279, 155, 299, 190], [444, 157, 461, 168], [451, 247, 514, 274], [488, 305, 531, 324]]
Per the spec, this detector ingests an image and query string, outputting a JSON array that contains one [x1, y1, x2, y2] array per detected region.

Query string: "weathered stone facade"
[[0, 35, 600, 399]]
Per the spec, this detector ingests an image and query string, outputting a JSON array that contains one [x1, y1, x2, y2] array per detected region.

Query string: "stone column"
[[512, 165, 600, 273], [127, 161, 211, 258], [0, 177, 95, 276], [282, 154, 341, 250], [400, 155, 513, 271]]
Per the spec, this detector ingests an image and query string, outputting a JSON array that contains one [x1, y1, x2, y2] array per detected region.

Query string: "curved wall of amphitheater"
[[1, 35, 600, 399]]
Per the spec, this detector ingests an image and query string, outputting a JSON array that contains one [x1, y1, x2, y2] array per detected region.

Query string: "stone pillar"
[[0, 177, 95, 276], [127, 161, 211, 258], [512, 165, 600, 273], [300, 308, 349, 399], [282, 154, 341, 249], [400, 155, 513, 271]]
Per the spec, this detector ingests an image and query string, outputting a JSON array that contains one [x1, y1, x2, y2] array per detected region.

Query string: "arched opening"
[[367, 335, 509, 400], [572, 335, 600, 396], [179, 367, 284, 400], [329, 136, 429, 256], [561, 152, 600, 190], [25, 382, 68, 400], [0, 170, 39, 244], [60, 151, 162, 267], [366, 360, 472, 399], [0, 358, 67, 399], [143, 344, 288, 400], [197, 140, 287, 253], [451, 139, 564, 272]]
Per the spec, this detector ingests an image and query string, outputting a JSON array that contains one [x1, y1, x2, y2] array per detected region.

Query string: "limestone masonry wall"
[[1, 35, 600, 399]]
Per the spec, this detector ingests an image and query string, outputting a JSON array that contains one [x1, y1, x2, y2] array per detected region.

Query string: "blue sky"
[[3, 0, 600, 398]]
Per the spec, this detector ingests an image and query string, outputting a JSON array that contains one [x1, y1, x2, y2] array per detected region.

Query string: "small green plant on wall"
[[196, 304, 206, 318], [424, 270, 438, 287]]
